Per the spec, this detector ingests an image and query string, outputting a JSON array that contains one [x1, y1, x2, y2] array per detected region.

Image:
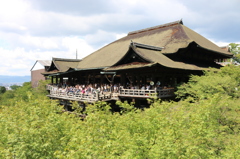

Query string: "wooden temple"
[[43, 20, 233, 106]]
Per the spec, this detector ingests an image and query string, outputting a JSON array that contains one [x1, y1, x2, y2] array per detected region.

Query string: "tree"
[[229, 43, 240, 63], [0, 86, 6, 94], [10, 84, 21, 90], [32, 80, 50, 96], [1, 68, 240, 158], [175, 65, 240, 100]]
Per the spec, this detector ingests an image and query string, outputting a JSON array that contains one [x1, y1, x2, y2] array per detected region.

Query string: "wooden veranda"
[[46, 85, 175, 103]]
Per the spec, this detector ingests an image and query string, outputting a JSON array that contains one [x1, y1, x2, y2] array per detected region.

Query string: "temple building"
[[31, 60, 51, 88], [42, 20, 233, 105]]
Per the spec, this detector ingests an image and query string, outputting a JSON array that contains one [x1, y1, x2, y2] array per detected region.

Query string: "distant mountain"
[[0, 75, 31, 84]]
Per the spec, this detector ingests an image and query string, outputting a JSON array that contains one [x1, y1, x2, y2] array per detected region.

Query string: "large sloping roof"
[[104, 45, 219, 71], [134, 47, 211, 70], [76, 20, 232, 70], [50, 58, 81, 72]]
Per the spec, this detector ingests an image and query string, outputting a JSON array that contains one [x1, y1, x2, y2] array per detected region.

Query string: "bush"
[[176, 65, 240, 101], [0, 86, 6, 94], [0, 65, 239, 158]]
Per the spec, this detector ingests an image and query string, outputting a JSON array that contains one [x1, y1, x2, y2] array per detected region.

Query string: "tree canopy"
[[0, 86, 6, 94], [229, 43, 240, 63], [0, 65, 239, 158], [10, 84, 21, 90]]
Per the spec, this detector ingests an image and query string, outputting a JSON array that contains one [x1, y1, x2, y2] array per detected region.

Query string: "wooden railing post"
[[154, 88, 157, 98], [97, 92, 99, 100]]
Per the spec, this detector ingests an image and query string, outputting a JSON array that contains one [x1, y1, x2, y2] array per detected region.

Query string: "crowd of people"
[[50, 83, 121, 96], [49, 82, 171, 96]]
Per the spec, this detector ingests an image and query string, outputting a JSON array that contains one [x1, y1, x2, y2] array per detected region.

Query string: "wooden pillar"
[[143, 75, 146, 85], [73, 74, 77, 84], [79, 73, 83, 84], [60, 76, 63, 85], [100, 74, 104, 85], [120, 73, 126, 87], [68, 74, 72, 85], [136, 76, 140, 88], [82, 75, 86, 84], [161, 75, 166, 86], [132, 76, 136, 86], [51, 76, 53, 84], [56, 76, 59, 84], [152, 74, 156, 84], [92, 73, 96, 84]]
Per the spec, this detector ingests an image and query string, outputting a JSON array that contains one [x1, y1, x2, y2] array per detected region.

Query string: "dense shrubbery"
[[0, 66, 239, 158], [0, 86, 6, 94], [176, 65, 240, 101]]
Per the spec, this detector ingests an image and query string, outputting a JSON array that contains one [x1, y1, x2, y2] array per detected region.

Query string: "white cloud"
[[61, 36, 95, 59], [0, 0, 30, 20], [85, 30, 120, 47], [0, 47, 33, 75], [0, 0, 239, 76], [0, 22, 27, 33], [116, 33, 127, 40], [210, 40, 240, 47], [20, 36, 59, 50], [0, 34, 103, 75]]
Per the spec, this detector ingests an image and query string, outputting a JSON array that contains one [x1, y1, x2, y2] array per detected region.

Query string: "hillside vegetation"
[[0, 65, 239, 158]]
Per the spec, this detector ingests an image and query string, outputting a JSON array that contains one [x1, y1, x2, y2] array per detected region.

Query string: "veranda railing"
[[46, 85, 111, 102], [119, 88, 175, 98], [46, 85, 175, 102]]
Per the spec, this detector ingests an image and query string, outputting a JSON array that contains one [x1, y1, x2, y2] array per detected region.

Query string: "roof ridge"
[[52, 57, 81, 62], [131, 41, 164, 51], [128, 19, 183, 36]]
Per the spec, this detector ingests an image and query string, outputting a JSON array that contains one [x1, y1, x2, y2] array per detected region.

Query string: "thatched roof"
[[54, 58, 80, 72], [104, 44, 220, 71], [44, 57, 81, 74], [75, 20, 232, 71]]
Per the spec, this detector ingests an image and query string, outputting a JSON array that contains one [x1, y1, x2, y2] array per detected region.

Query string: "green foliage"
[[229, 43, 240, 63], [116, 100, 137, 114], [0, 93, 76, 158], [10, 85, 21, 90], [13, 82, 32, 102], [0, 66, 240, 158], [0, 90, 15, 106], [32, 80, 50, 96], [0, 82, 33, 106], [0, 86, 6, 94], [176, 66, 240, 101]]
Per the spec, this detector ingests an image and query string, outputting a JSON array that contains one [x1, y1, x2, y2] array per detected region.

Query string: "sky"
[[0, 0, 239, 76]]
